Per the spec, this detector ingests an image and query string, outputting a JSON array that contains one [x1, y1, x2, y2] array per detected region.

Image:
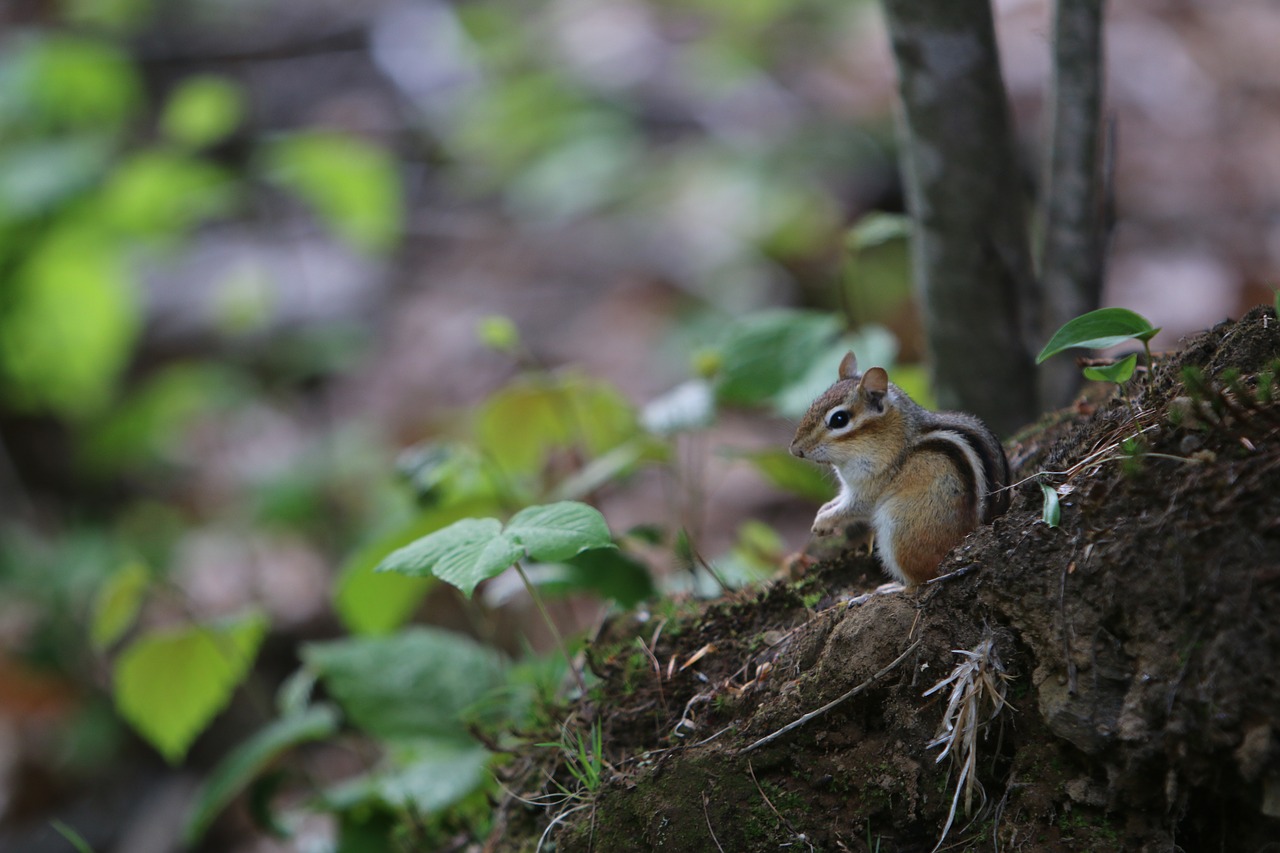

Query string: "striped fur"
[[791, 353, 1011, 585]]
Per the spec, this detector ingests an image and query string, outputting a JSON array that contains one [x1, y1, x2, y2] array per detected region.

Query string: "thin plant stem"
[[515, 561, 588, 695], [1143, 338, 1155, 394]]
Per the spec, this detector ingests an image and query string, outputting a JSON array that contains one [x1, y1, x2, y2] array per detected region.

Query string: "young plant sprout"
[[1037, 307, 1160, 391]]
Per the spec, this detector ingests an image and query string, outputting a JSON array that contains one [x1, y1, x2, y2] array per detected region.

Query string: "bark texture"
[[1039, 0, 1109, 409], [880, 0, 1039, 437]]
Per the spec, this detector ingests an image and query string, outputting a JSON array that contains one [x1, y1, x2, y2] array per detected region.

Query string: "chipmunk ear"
[[838, 351, 859, 381], [860, 367, 888, 411]]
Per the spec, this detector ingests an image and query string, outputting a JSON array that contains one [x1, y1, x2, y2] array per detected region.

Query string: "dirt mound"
[[492, 306, 1280, 852]]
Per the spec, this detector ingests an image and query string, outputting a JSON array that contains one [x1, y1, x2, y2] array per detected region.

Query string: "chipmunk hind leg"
[[874, 460, 979, 586]]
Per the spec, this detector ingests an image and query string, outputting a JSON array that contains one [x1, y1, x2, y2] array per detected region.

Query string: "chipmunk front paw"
[[811, 512, 840, 537]]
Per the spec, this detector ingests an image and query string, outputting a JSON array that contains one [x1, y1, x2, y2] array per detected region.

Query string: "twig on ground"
[[739, 640, 921, 754]]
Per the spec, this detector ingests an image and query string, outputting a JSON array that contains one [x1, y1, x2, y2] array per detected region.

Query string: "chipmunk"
[[790, 352, 1011, 586]]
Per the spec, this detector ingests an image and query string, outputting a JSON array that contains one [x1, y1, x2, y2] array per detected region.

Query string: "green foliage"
[[538, 721, 604, 796], [98, 150, 236, 239], [733, 449, 833, 502], [161, 76, 245, 149], [1036, 308, 1159, 362], [520, 548, 656, 608], [113, 612, 268, 763], [378, 517, 519, 598], [302, 627, 506, 741], [333, 499, 502, 636], [0, 9, 930, 844], [1040, 484, 1061, 529], [846, 211, 911, 251], [50, 821, 95, 853], [358, 739, 492, 813], [89, 561, 150, 651], [0, 225, 138, 418], [1082, 353, 1138, 384], [475, 373, 640, 485], [713, 309, 841, 407], [185, 705, 341, 844], [0, 34, 142, 131], [262, 132, 402, 254], [476, 314, 522, 353], [1039, 307, 1160, 393], [376, 501, 613, 597], [0, 135, 114, 221], [80, 363, 250, 474]]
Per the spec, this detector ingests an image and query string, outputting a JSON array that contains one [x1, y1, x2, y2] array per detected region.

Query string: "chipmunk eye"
[[826, 410, 850, 429]]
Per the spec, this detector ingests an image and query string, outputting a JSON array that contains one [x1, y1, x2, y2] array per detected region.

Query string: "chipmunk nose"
[[790, 442, 804, 458]]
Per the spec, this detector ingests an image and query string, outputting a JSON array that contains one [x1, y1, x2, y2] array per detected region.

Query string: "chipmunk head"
[[789, 351, 893, 462]]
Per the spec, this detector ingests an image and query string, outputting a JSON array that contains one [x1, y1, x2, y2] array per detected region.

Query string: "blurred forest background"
[[1, 0, 1277, 850]]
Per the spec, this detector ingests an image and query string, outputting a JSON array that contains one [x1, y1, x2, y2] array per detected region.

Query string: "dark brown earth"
[[485, 305, 1280, 853]]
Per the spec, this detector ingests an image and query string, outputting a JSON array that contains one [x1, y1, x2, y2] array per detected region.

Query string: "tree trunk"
[[879, 0, 1040, 437], [1039, 0, 1109, 409]]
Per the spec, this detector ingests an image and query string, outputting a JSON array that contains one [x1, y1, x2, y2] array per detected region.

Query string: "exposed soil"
[[485, 305, 1280, 853]]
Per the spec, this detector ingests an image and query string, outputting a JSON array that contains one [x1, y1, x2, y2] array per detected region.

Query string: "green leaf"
[[275, 668, 317, 718], [114, 612, 268, 764], [90, 561, 150, 651], [395, 441, 502, 506], [1040, 483, 1061, 528], [61, 0, 156, 32], [715, 310, 841, 407], [375, 517, 521, 598], [521, 548, 655, 608], [506, 501, 614, 563], [334, 501, 499, 635], [376, 739, 492, 812], [161, 76, 244, 148], [475, 314, 521, 352], [475, 374, 638, 481], [301, 628, 506, 741], [184, 705, 340, 844], [0, 135, 114, 222], [0, 226, 138, 418], [50, 820, 95, 853], [99, 150, 235, 239], [846, 211, 911, 252], [80, 363, 248, 475], [1036, 308, 1160, 363], [737, 448, 835, 503], [262, 132, 402, 254], [1082, 353, 1138, 384], [9, 35, 143, 131]]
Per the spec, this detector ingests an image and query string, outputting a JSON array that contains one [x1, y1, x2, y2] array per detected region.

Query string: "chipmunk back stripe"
[[924, 421, 1010, 523], [913, 434, 980, 519]]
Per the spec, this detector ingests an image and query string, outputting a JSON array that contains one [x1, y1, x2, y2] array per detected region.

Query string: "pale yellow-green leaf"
[[0, 227, 138, 418], [263, 132, 402, 254], [475, 374, 638, 481], [161, 76, 244, 148], [90, 561, 150, 651], [114, 612, 268, 764]]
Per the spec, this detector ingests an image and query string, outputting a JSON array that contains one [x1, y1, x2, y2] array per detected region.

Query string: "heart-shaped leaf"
[[114, 611, 267, 764]]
